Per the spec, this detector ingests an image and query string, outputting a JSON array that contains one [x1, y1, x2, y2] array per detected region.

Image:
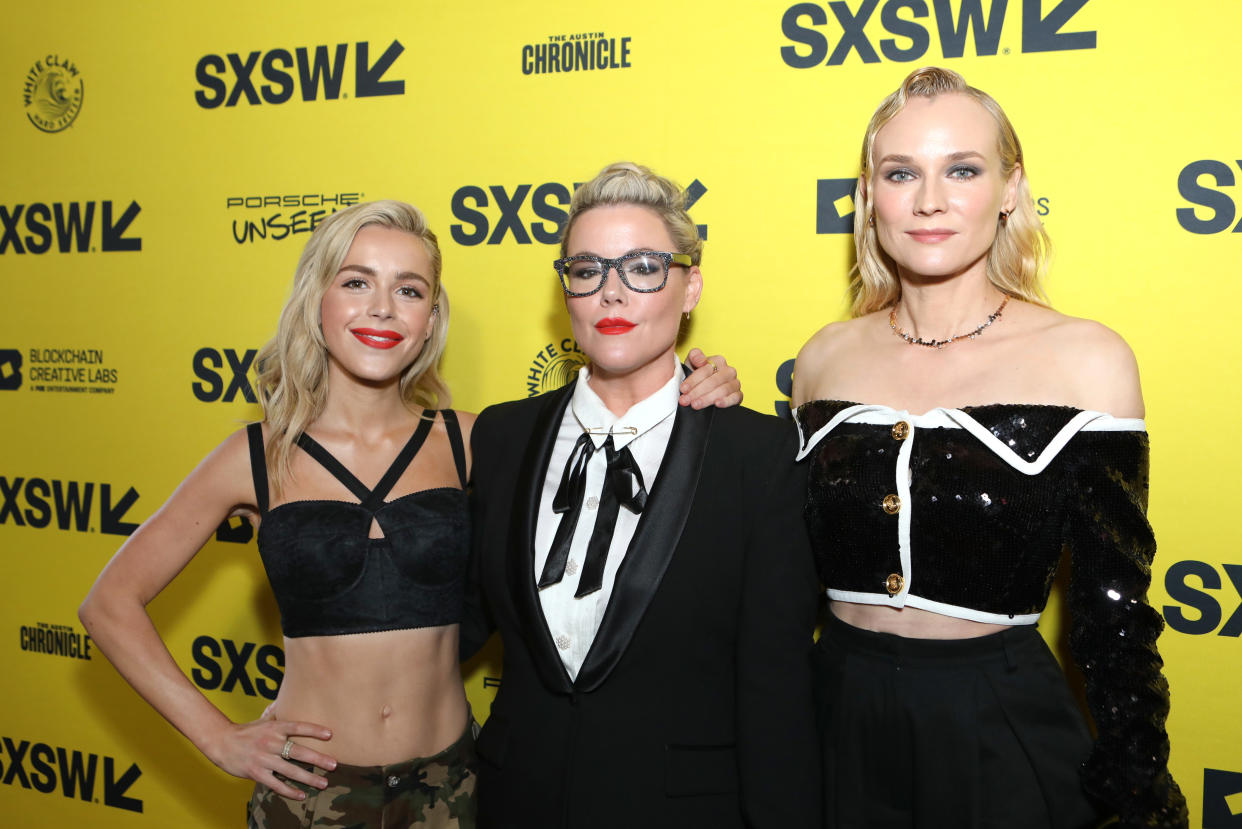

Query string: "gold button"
[[891, 421, 910, 441], [881, 493, 902, 514], [885, 573, 904, 595]]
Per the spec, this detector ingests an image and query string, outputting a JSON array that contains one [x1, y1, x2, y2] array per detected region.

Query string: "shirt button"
[[586, 496, 599, 510], [882, 493, 902, 514], [555, 634, 571, 650], [387, 775, 400, 788], [885, 573, 904, 595], [891, 421, 910, 441]]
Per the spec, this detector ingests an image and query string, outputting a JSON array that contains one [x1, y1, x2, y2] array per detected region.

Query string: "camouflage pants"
[[247, 720, 477, 828]]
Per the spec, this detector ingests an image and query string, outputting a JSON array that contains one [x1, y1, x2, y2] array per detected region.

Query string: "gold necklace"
[[889, 295, 1009, 349]]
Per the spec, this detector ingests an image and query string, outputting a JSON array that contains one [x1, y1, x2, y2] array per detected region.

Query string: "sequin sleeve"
[[1064, 430, 1187, 827]]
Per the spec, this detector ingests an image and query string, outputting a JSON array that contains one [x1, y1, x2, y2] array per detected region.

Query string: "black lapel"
[[573, 403, 714, 692], [506, 381, 576, 694]]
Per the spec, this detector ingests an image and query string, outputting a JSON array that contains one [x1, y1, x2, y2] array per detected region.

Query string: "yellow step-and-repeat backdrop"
[[1, 1, 1238, 825]]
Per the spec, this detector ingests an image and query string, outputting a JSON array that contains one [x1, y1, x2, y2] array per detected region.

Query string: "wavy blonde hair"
[[851, 66, 1050, 316], [254, 200, 450, 495], [560, 161, 704, 266]]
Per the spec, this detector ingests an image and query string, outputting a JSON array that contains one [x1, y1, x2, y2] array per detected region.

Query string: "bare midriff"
[[830, 600, 1012, 640], [269, 624, 468, 766]]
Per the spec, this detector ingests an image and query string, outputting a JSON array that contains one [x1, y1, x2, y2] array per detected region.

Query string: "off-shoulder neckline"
[[796, 399, 1087, 419]]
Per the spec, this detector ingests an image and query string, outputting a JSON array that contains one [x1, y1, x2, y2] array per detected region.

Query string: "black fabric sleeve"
[[1064, 430, 1187, 828], [736, 417, 821, 829], [459, 405, 499, 662]]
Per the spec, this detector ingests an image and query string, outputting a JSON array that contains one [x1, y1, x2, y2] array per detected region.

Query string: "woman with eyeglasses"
[[79, 199, 739, 829], [462, 162, 820, 829], [793, 67, 1186, 827]]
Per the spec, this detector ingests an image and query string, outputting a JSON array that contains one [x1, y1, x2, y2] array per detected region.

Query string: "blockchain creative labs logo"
[[521, 30, 632, 75], [0, 736, 142, 813], [1205, 768, 1242, 828], [0, 350, 23, 391], [226, 192, 362, 244], [816, 178, 858, 234], [527, 339, 588, 397], [14, 347, 119, 395], [19, 621, 92, 661], [779, 0, 1097, 68], [23, 54, 83, 132]]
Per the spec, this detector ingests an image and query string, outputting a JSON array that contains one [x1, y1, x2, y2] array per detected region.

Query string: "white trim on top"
[[825, 588, 1042, 626]]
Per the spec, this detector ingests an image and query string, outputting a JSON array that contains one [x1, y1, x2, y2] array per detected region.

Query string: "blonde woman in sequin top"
[[792, 67, 1186, 828]]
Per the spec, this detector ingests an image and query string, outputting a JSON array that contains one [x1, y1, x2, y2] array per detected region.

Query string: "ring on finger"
[[707, 359, 718, 375], [281, 738, 294, 761]]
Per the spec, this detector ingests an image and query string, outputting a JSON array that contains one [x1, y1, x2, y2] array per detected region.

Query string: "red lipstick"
[[351, 328, 405, 349], [595, 317, 636, 335]]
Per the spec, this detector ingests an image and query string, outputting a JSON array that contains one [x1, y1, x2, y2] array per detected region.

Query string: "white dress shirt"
[[533, 358, 683, 680]]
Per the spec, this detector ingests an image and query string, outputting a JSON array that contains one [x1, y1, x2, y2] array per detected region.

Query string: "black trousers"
[[814, 612, 1103, 829]]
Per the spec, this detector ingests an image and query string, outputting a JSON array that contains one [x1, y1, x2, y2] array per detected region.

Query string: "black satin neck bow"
[[539, 432, 647, 597]]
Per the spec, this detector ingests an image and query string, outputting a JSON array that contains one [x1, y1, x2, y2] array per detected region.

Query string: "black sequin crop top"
[[796, 400, 1186, 827], [247, 411, 469, 638]]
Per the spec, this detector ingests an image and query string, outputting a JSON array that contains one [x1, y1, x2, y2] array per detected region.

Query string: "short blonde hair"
[[254, 200, 450, 494], [560, 161, 704, 265], [851, 66, 1050, 316]]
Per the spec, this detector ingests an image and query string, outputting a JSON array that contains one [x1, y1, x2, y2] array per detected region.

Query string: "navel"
[[380, 704, 393, 720]]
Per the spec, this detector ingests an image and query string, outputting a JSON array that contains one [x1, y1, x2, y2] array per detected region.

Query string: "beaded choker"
[[889, 295, 1009, 349]]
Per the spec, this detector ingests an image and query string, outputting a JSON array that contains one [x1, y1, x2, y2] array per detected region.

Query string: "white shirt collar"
[[570, 357, 684, 451]]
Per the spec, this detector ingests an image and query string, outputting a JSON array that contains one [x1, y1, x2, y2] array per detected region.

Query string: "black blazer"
[[463, 380, 820, 829]]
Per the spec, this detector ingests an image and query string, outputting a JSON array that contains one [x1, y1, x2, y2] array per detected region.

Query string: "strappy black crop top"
[[247, 410, 469, 638]]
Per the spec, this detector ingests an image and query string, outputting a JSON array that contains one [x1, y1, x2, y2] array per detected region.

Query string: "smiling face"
[[319, 225, 437, 388], [869, 93, 1019, 285], [563, 204, 701, 390]]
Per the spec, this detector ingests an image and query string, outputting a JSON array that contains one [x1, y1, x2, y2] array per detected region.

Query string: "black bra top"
[[247, 410, 469, 638]]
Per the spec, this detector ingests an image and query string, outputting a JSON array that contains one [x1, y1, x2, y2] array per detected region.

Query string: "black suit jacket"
[[462, 380, 820, 829]]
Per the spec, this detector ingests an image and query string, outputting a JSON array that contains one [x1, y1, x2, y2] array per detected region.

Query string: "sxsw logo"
[[774, 358, 797, 419], [450, 179, 709, 246], [195, 40, 405, 108], [0, 350, 22, 390], [191, 636, 284, 700], [1205, 768, 1242, 828], [1177, 160, 1242, 234], [1163, 560, 1242, 637], [0, 476, 139, 536], [780, 0, 1096, 68], [0, 201, 142, 254], [0, 737, 141, 813], [192, 347, 258, 403]]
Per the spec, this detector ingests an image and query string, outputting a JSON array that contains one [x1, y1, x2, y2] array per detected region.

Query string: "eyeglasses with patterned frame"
[[553, 251, 693, 297]]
